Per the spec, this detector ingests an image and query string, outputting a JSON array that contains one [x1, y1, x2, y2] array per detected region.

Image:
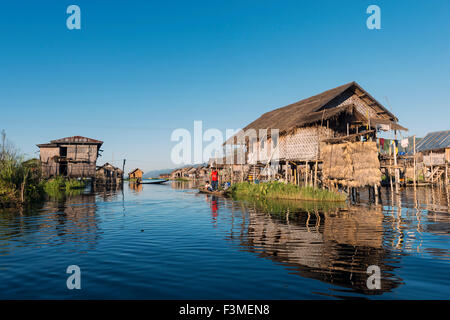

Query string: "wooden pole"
[[285, 162, 288, 182], [413, 136, 417, 189], [393, 140, 400, 194], [305, 161, 309, 186], [430, 151, 434, 185], [389, 143, 393, 192], [445, 161, 448, 186], [314, 160, 318, 188]]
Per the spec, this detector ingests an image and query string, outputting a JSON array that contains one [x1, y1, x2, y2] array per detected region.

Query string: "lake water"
[[0, 181, 449, 299]]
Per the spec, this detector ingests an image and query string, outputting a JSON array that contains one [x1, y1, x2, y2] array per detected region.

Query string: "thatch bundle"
[[321, 141, 381, 187]]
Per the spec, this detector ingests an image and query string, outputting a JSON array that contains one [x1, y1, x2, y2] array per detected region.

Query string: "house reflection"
[[0, 192, 101, 256], [170, 180, 199, 190], [129, 181, 143, 193], [220, 197, 402, 296]]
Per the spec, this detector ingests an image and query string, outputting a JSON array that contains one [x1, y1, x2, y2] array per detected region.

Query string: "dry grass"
[[321, 141, 381, 187]]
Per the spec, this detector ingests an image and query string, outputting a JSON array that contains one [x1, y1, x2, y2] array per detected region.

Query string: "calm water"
[[0, 181, 449, 299]]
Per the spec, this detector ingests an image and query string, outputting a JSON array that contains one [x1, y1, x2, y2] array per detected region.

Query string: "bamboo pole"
[[314, 160, 318, 188], [393, 141, 400, 194], [389, 143, 393, 192], [305, 161, 309, 186], [413, 136, 417, 189]]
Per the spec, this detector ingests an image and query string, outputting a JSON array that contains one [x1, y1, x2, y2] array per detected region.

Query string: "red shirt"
[[211, 171, 218, 181]]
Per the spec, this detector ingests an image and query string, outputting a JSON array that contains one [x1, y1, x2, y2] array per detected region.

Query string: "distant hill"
[[142, 169, 174, 179], [142, 163, 207, 178]]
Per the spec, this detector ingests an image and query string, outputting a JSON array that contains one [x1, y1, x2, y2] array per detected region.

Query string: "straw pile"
[[321, 141, 381, 187]]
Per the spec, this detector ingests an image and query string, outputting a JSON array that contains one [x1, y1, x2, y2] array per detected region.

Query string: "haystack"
[[321, 141, 381, 187]]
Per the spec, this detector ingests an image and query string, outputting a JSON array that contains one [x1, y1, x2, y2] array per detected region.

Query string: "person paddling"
[[211, 168, 219, 191]]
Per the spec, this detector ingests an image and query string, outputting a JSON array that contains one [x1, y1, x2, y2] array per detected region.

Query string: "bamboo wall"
[[247, 126, 336, 163]]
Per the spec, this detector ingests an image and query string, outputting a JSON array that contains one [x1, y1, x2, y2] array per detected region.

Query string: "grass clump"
[[231, 181, 347, 202], [44, 177, 85, 198]]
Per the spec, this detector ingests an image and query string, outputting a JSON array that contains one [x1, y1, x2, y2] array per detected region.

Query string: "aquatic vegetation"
[[233, 193, 346, 214], [0, 135, 44, 208], [44, 176, 85, 195], [231, 181, 347, 202]]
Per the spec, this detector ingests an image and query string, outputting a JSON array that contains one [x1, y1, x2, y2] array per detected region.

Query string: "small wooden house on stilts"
[[37, 136, 103, 179], [415, 130, 450, 185], [225, 81, 408, 195]]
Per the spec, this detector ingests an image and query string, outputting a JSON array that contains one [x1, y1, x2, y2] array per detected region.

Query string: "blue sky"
[[0, 1, 449, 172]]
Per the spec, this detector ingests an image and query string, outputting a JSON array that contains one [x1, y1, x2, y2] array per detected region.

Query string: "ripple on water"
[[0, 183, 449, 299]]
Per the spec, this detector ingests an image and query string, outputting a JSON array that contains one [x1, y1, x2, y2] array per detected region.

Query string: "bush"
[[0, 134, 44, 207]]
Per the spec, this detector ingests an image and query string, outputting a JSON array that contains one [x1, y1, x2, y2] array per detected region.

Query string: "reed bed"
[[232, 181, 347, 202]]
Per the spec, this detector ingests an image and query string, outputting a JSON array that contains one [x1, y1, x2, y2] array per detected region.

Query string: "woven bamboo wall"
[[281, 127, 335, 161]]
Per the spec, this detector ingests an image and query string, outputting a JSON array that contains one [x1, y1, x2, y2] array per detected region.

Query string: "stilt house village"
[[172, 81, 448, 191], [32, 81, 448, 197]]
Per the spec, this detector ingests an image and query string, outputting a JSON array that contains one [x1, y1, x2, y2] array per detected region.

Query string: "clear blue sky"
[[1, 1, 449, 173]]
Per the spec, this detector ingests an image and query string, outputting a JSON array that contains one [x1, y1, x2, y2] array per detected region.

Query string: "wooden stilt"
[[389, 143, 393, 192], [305, 161, 309, 186], [314, 160, 318, 188], [413, 135, 417, 190], [393, 141, 400, 194]]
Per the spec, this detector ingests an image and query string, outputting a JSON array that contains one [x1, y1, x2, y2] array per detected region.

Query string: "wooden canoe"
[[137, 179, 168, 185], [198, 188, 231, 196]]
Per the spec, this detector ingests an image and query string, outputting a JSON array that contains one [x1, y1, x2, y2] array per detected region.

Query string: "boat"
[[137, 179, 168, 185], [198, 188, 231, 196]]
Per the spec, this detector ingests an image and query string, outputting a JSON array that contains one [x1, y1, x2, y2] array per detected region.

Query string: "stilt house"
[[37, 136, 103, 178]]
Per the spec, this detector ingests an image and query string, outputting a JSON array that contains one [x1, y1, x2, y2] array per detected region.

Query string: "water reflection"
[[129, 181, 143, 193], [201, 189, 449, 297], [0, 191, 100, 256], [170, 180, 200, 190], [0, 182, 448, 299]]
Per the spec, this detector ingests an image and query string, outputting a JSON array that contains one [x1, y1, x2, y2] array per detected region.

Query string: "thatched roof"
[[226, 82, 405, 144]]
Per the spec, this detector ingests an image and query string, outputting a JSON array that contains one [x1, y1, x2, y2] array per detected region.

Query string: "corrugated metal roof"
[[50, 136, 103, 145], [416, 130, 450, 152]]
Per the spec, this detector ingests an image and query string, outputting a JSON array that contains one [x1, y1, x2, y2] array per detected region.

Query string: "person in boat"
[[205, 181, 213, 192], [211, 168, 219, 191], [223, 182, 231, 190]]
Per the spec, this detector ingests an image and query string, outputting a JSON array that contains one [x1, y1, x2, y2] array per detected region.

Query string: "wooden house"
[[225, 81, 407, 187], [96, 162, 123, 184], [415, 130, 449, 184], [37, 136, 103, 178], [170, 168, 184, 179], [128, 168, 143, 180]]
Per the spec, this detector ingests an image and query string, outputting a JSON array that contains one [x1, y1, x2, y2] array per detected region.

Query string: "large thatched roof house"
[[224, 81, 407, 188], [226, 81, 406, 164]]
